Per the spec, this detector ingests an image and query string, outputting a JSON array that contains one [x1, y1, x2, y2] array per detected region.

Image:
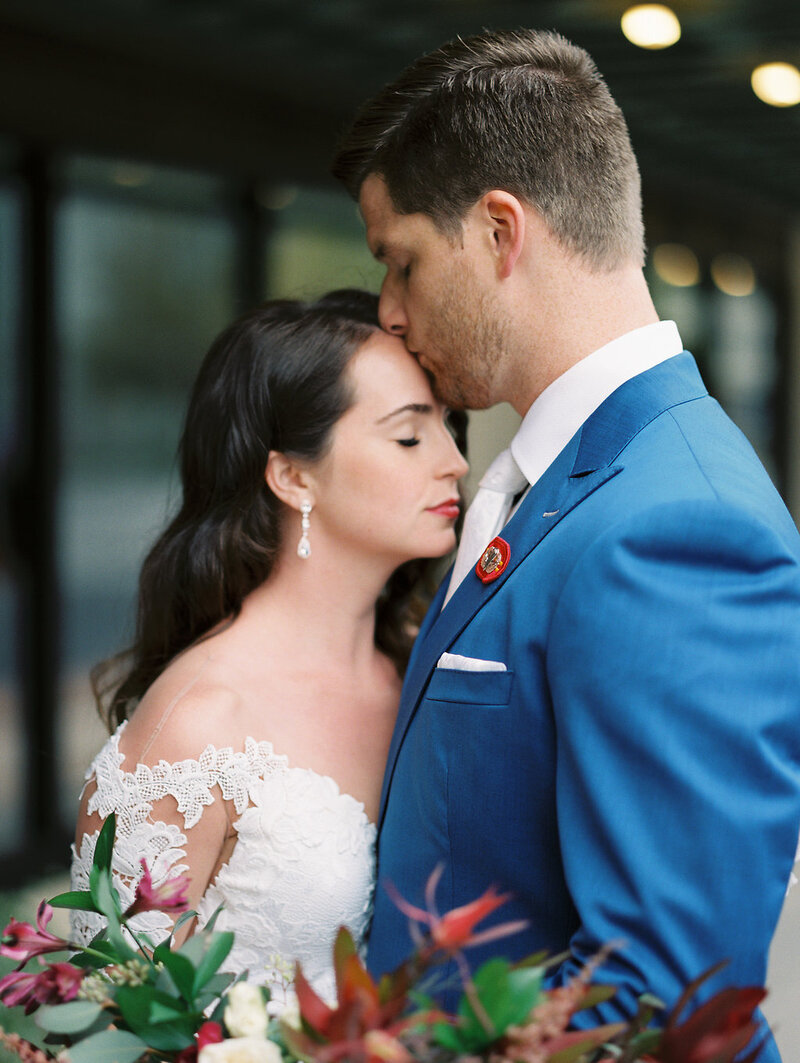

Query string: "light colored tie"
[[444, 447, 528, 605]]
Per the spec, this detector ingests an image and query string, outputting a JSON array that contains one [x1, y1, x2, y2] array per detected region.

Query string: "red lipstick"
[[428, 499, 460, 520]]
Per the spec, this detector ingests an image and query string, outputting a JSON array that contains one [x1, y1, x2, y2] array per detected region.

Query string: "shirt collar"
[[510, 320, 684, 488]]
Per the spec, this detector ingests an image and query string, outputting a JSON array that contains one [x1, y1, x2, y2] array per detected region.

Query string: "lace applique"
[[70, 723, 377, 1013], [85, 721, 288, 831]]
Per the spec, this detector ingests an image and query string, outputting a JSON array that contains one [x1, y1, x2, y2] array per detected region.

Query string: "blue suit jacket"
[[367, 353, 800, 1061]]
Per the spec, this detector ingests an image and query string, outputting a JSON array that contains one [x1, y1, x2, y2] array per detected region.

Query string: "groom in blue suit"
[[333, 28, 800, 1060]]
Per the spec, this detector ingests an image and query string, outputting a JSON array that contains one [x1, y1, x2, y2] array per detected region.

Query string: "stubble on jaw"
[[423, 267, 510, 412]]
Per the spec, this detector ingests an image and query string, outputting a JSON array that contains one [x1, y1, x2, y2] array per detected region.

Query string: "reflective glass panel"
[[0, 178, 23, 852], [263, 185, 384, 299], [55, 161, 237, 821]]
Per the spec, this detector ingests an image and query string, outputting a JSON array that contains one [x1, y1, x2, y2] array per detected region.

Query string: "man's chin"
[[432, 380, 494, 412]]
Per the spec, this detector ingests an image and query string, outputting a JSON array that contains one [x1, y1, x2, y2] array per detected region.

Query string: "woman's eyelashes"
[[396, 436, 421, 447]]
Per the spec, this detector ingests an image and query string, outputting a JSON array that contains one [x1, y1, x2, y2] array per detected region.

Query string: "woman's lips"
[[428, 499, 460, 519]]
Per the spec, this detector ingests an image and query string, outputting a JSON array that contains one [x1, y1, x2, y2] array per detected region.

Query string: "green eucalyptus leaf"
[[48, 890, 99, 913], [171, 909, 199, 936], [201, 903, 224, 933], [89, 871, 135, 960], [72, 939, 125, 970], [114, 985, 196, 1051], [65, 1029, 148, 1063], [93, 814, 117, 873], [186, 930, 234, 994], [114, 983, 159, 1029], [158, 950, 198, 1003], [88, 867, 121, 922], [34, 1001, 105, 1035], [138, 1018, 197, 1052], [149, 999, 191, 1024], [196, 971, 235, 1012]]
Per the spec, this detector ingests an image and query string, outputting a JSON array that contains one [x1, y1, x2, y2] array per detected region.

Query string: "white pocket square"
[[436, 652, 507, 672]]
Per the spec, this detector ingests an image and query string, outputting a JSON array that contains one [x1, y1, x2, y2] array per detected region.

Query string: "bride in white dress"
[[70, 289, 468, 1011]]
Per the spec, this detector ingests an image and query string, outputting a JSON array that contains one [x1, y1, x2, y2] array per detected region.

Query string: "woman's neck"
[[233, 542, 395, 673]]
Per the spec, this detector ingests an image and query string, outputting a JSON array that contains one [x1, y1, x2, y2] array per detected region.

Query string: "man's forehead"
[[359, 174, 395, 230]]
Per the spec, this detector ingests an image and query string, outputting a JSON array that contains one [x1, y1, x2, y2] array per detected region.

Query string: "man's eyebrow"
[[376, 403, 433, 424]]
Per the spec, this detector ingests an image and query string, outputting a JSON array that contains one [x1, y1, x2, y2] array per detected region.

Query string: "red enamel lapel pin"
[[475, 536, 511, 584]]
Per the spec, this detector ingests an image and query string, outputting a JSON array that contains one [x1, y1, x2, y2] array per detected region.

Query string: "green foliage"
[[434, 958, 543, 1055], [0, 813, 236, 1063]]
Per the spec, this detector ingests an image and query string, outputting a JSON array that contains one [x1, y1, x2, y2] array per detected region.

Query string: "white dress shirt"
[[510, 320, 684, 490]]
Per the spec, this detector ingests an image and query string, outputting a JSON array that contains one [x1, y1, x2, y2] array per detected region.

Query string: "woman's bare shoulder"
[[119, 647, 248, 767]]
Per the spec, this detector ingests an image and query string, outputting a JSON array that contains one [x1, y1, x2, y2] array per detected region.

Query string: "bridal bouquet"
[[0, 814, 765, 1063]]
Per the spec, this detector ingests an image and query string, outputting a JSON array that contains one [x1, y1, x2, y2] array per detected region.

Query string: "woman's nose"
[[442, 433, 470, 480]]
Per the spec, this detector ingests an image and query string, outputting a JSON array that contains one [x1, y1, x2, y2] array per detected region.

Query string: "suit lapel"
[[378, 351, 708, 828]]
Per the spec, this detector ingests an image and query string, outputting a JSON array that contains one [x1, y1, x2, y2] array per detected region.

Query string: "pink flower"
[[123, 859, 191, 919], [0, 961, 85, 1014], [0, 901, 69, 963]]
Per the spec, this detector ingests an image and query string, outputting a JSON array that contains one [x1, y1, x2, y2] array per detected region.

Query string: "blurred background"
[[0, 0, 799, 1054]]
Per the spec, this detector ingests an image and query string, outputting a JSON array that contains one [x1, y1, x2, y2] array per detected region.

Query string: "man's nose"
[[379, 278, 408, 336]]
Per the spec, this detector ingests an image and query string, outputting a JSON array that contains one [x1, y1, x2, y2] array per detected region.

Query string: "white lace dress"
[[70, 721, 377, 1012]]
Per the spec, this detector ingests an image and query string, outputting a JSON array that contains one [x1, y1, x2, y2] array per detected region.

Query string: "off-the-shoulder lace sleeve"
[[70, 720, 289, 946]]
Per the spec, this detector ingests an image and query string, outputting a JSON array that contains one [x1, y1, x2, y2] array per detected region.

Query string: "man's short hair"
[[332, 28, 645, 270]]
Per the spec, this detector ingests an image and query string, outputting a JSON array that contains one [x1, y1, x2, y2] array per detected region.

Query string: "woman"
[[71, 289, 468, 1010]]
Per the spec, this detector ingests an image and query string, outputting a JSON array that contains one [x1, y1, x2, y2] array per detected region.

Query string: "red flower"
[[123, 859, 190, 919], [384, 865, 528, 956], [175, 1021, 224, 1063], [0, 901, 69, 963], [0, 961, 85, 1014], [655, 964, 767, 1063], [284, 928, 444, 1063]]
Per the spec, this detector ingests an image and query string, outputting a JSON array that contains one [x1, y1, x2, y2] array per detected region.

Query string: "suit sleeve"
[[544, 496, 800, 1024]]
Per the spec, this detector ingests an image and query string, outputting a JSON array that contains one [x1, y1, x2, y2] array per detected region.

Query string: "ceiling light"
[[751, 62, 800, 107], [652, 243, 700, 287], [621, 5, 681, 50], [711, 254, 756, 297]]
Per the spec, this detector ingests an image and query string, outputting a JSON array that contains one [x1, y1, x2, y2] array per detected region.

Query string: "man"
[[332, 28, 800, 1058]]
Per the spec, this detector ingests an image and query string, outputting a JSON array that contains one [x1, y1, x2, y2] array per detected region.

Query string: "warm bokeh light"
[[751, 62, 800, 107], [621, 4, 681, 49], [710, 254, 757, 297], [652, 243, 701, 287], [112, 164, 152, 188]]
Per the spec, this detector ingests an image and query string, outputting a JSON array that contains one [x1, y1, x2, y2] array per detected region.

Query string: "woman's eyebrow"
[[375, 403, 433, 424]]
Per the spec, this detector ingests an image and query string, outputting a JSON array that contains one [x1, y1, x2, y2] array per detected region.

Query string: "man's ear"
[[479, 190, 526, 279], [265, 451, 315, 511]]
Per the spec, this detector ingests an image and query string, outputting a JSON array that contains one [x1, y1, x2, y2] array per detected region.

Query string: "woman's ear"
[[479, 190, 526, 279], [265, 451, 315, 511]]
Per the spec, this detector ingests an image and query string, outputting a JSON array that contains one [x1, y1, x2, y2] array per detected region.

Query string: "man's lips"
[[427, 499, 460, 519]]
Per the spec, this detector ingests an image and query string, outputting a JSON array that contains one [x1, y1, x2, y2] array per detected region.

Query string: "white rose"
[[223, 983, 269, 1039], [199, 1038, 281, 1063], [279, 1002, 301, 1030]]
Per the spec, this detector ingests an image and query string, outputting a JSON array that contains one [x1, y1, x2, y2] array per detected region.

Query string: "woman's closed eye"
[[396, 436, 421, 447]]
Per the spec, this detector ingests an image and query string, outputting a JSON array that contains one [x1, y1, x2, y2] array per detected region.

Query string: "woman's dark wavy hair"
[[94, 288, 467, 732]]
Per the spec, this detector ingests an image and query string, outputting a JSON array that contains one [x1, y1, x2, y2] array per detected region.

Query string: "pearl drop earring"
[[297, 500, 312, 559]]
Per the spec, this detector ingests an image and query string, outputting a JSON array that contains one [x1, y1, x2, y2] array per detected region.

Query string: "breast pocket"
[[425, 667, 514, 707]]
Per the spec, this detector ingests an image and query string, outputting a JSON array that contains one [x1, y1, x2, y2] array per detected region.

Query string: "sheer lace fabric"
[[70, 722, 376, 1010]]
